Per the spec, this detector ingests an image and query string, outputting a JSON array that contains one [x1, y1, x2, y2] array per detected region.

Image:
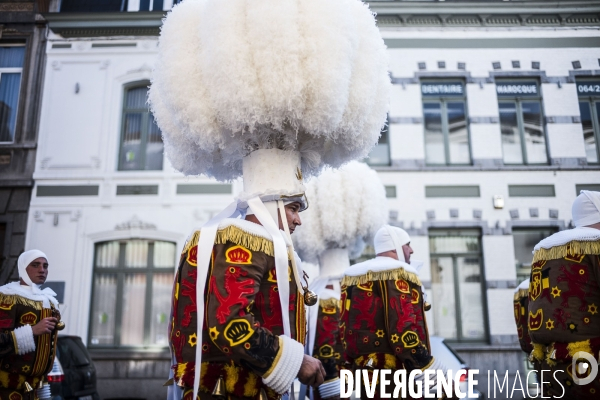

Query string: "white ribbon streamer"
[[192, 201, 241, 400], [247, 197, 292, 337]]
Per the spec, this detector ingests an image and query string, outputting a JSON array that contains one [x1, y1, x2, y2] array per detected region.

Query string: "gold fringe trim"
[[383, 354, 398, 369], [224, 362, 239, 394], [319, 298, 340, 309], [567, 339, 592, 358], [0, 293, 42, 310], [531, 343, 546, 362], [533, 241, 600, 263], [514, 288, 529, 301], [182, 226, 276, 257], [182, 231, 201, 255], [341, 267, 422, 287]]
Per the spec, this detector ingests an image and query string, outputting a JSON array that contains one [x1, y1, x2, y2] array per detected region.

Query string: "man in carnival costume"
[[148, 0, 391, 399], [293, 162, 387, 400], [340, 226, 448, 399], [528, 191, 600, 399], [0, 250, 62, 400]]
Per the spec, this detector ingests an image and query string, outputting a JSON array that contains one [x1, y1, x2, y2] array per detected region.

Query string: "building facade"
[[0, 0, 52, 285], [28, 1, 600, 399]]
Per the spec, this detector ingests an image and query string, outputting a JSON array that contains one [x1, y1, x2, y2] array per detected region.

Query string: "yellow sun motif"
[[546, 319, 555, 330], [550, 287, 561, 298], [188, 332, 198, 347], [22, 365, 30, 373], [209, 326, 220, 340], [391, 334, 400, 343], [376, 330, 385, 338], [588, 304, 598, 315]]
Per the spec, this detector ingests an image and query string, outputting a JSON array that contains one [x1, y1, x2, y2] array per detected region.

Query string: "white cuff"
[[14, 325, 36, 355], [262, 335, 305, 394], [318, 378, 340, 399], [37, 384, 51, 400]]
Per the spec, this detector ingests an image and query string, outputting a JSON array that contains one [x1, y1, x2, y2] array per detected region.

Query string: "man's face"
[[26, 257, 49, 285], [402, 243, 413, 263], [279, 202, 302, 234]]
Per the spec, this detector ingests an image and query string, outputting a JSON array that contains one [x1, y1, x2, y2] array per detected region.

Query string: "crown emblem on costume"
[[225, 246, 252, 264], [395, 279, 410, 293], [401, 331, 419, 347]]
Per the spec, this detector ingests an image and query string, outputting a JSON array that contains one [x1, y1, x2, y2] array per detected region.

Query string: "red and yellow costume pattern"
[[0, 294, 58, 400], [310, 296, 343, 400], [528, 240, 600, 399], [170, 222, 306, 400], [340, 266, 432, 399], [514, 282, 533, 355]]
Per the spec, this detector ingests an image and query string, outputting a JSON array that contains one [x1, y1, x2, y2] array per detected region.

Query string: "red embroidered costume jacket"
[[340, 257, 433, 399], [170, 219, 306, 400], [527, 232, 600, 399]]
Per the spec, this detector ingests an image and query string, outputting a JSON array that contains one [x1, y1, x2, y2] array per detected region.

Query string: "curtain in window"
[[120, 274, 147, 345], [0, 47, 25, 68], [90, 274, 118, 345], [120, 85, 164, 171], [90, 240, 176, 347], [429, 233, 485, 341], [0, 73, 22, 142]]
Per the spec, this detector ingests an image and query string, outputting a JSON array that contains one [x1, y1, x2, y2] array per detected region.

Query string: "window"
[[0, 46, 25, 143], [422, 81, 471, 165], [512, 228, 557, 283], [89, 240, 176, 347], [366, 119, 390, 166], [497, 80, 547, 165], [429, 229, 486, 342], [118, 84, 164, 171], [576, 80, 600, 163]]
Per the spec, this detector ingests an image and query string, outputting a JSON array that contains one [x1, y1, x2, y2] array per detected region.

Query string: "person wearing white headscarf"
[[526, 191, 600, 397], [0, 250, 60, 400], [340, 226, 448, 399]]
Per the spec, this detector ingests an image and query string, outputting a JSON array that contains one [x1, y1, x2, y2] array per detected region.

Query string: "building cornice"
[[43, 11, 164, 37], [367, 1, 600, 28], [43, 1, 600, 37]]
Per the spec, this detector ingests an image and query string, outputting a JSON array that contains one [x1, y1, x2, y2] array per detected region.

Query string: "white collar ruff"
[[344, 256, 418, 277], [0, 281, 58, 308], [533, 227, 600, 253]]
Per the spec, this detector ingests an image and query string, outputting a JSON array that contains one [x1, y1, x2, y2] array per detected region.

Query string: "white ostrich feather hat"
[[149, 0, 391, 195], [293, 161, 388, 273]]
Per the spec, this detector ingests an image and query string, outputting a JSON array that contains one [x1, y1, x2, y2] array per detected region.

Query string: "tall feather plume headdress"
[[149, 0, 390, 185]]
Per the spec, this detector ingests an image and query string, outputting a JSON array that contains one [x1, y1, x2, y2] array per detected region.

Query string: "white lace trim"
[[0, 282, 58, 308], [14, 324, 36, 355], [533, 227, 600, 253], [262, 335, 305, 394], [343, 256, 419, 277]]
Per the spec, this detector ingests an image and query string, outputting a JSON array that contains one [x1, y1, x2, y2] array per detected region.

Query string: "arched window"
[[118, 83, 164, 171], [89, 239, 176, 347]]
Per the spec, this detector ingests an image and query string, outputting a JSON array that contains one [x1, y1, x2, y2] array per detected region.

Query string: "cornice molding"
[[43, 11, 163, 37], [368, 1, 600, 28], [43, 2, 600, 37]]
